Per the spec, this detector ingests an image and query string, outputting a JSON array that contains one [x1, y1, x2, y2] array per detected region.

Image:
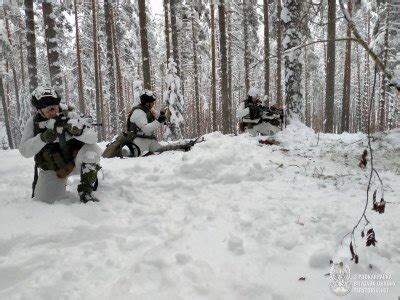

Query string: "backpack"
[[102, 132, 140, 158]]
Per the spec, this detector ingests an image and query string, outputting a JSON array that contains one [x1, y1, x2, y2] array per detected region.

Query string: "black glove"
[[182, 140, 196, 152], [157, 112, 167, 123], [248, 106, 262, 120], [40, 129, 57, 143]]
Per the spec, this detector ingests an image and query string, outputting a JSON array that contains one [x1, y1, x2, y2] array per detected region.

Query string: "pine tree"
[[210, 0, 217, 132], [276, 0, 283, 107], [325, 0, 336, 132], [138, 0, 151, 89], [340, 0, 352, 133], [104, 0, 117, 136], [91, 0, 105, 141], [73, 0, 85, 114], [263, 0, 270, 106], [190, 1, 200, 137], [164, 58, 184, 140], [218, 0, 230, 133]]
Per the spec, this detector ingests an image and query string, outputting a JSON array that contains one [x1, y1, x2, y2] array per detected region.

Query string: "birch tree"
[[282, 0, 303, 121]]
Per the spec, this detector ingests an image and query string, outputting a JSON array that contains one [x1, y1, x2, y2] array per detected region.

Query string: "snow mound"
[[275, 119, 316, 148], [0, 130, 399, 299], [384, 128, 400, 149]]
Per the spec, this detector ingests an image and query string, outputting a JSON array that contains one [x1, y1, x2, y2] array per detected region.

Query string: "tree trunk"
[[242, 0, 250, 93], [18, 17, 25, 87], [362, 13, 371, 132], [263, 0, 269, 105], [218, 0, 230, 133], [355, 43, 362, 132], [63, 74, 70, 105], [0, 78, 14, 149], [276, 0, 283, 106], [210, 0, 217, 131], [340, 0, 352, 133], [42, 1, 63, 96], [111, 6, 125, 129], [138, 0, 151, 90], [325, 0, 336, 132], [227, 4, 233, 132], [98, 37, 106, 140], [304, 47, 311, 127], [0, 31, 13, 148], [169, 0, 181, 77], [190, 3, 200, 137], [379, 1, 390, 131], [104, 0, 117, 136], [4, 10, 21, 118], [164, 0, 171, 62], [282, 0, 303, 121], [92, 0, 104, 141], [24, 0, 38, 93], [74, 0, 85, 114]]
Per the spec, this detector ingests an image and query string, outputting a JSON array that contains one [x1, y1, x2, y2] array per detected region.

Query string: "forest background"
[[0, 0, 399, 149]]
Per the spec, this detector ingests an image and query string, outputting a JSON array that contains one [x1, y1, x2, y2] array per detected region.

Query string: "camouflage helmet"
[[31, 87, 61, 109]]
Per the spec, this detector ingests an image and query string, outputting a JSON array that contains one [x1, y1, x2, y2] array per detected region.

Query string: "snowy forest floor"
[[0, 122, 400, 300]]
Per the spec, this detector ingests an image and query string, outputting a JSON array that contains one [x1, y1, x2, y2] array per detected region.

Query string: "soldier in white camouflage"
[[19, 87, 102, 203]]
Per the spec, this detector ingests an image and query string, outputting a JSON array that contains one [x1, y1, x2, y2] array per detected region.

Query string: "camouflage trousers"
[[34, 144, 101, 203]]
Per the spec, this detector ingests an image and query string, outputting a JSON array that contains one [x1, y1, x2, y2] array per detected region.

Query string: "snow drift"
[[0, 123, 399, 299]]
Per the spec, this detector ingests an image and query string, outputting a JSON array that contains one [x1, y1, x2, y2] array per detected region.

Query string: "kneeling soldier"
[[19, 87, 102, 203]]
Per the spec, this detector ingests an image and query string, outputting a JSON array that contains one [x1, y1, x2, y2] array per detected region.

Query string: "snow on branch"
[[338, 0, 399, 93]]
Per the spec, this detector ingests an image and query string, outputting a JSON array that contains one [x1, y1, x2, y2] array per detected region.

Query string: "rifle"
[[37, 113, 102, 133]]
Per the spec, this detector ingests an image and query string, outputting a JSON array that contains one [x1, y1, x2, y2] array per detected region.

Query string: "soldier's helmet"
[[31, 87, 61, 109], [140, 90, 156, 104]]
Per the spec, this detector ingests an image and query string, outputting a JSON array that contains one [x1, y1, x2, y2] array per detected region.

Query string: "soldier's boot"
[[78, 163, 101, 203]]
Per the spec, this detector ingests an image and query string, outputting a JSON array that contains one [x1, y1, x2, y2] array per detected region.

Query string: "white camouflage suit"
[[236, 102, 280, 136], [129, 108, 163, 155], [19, 107, 101, 203]]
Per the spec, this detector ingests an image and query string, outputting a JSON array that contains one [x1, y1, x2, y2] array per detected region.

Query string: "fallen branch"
[[259, 139, 280, 146]]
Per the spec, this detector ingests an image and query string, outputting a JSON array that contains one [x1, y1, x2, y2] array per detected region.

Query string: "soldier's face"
[[40, 105, 59, 119], [147, 101, 155, 109]]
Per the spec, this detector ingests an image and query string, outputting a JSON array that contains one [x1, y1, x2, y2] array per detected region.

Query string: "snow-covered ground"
[[0, 123, 399, 300]]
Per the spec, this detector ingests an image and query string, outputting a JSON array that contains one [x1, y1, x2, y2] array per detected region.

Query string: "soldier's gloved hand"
[[249, 106, 262, 120], [42, 119, 56, 130], [40, 129, 57, 143], [157, 111, 167, 123], [66, 121, 83, 136]]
